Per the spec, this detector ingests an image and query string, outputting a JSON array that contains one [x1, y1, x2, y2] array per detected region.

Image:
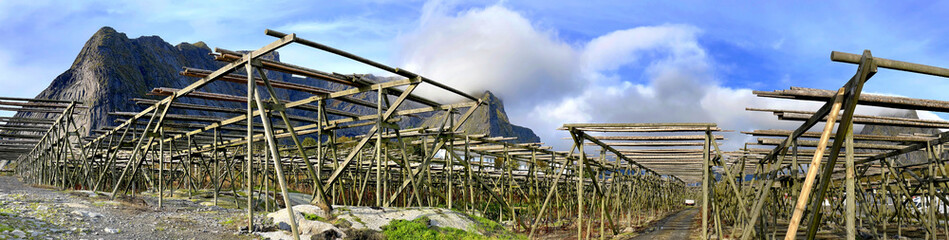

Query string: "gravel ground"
[[630, 208, 699, 240], [0, 175, 259, 240]]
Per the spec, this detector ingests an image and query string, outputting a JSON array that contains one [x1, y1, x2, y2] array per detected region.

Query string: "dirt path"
[[0, 175, 257, 239], [631, 208, 698, 240]]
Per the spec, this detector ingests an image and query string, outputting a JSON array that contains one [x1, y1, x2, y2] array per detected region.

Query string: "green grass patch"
[[0, 223, 13, 232], [221, 218, 236, 225], [382, 216, 486, 240], [303, 212, 323, 221], [465, 213, 526, 239], [90, 201, 121, 207], [350, 214, 365, 225], [468, 214, 502, 232]]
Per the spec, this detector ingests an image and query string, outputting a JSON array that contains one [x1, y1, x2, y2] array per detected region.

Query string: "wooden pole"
[[246, 63, 256, 233], [702, 129, 710, 240], [845, 123, 855, 240], [805, 50, 876, 240], [784, 87, 846, 239], [574, 130, 586, 240], [376, 86, 383, 206], [253, 90, 301, 240], [159, 128, 164, 209]]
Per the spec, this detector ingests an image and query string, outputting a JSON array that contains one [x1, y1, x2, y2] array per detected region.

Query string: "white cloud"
[[396, 1, 581, 109], [396, 2, 808, 150], [581, 24, 703, 73], [394, 2, 949, 151], [917, 110, 949, 132], [278, 16, 393, 38]]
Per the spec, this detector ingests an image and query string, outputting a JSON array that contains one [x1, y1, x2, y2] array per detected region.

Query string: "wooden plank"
[[755, 86, 949, 112], [0, 96, 83, 104], [756, 138, 906, 150], [778, 112, 949, 128], [569, 127, 723, 132], [180, 67, 380, 109], [742, 129, 936, 142], [0, 100, 87, 109], [832, 51, 949, 78], [0, 106, 81, 114], [563, 123, 718, 128], [83, 33, 296, 148], [592, 135, 724, 141], [265, 29, 479, 101], [585, 142, 705, 147]]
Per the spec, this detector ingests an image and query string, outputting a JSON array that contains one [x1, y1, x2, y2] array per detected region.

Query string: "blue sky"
[[1, 0, 948, 150]]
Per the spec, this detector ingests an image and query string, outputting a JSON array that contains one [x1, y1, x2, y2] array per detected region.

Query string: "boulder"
[[71, 210, 104, 219], [11, 230, 25, 238], [332, 206, 479, 233], [267, 205, 345, 239]]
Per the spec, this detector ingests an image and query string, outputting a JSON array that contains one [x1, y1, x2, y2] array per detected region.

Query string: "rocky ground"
[[629, 208, 698, 240], [0, 173, 691, 240], [258, 205, 493, 239], [0, 175, 255, 240], [0, 175, 520, 240]]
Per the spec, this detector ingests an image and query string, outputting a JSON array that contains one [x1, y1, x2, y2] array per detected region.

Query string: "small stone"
[[11, 229, 25, 238], [64, 203, 89, 209], [72, 210, 104, 219], [103, 228, 120, 234]]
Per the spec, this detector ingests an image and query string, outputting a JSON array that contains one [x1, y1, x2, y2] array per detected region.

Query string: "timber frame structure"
[[703, 50, 949, 240], [9, 28, 947, 240], [557, 123, 720, 239], [0, 29, 693, 240]]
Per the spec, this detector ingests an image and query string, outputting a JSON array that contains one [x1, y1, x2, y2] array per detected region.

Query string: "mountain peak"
[[33, 27, 223, 135], [483, 90, 498, 98], [482, 90, 502, 104], [72, 26, 131, 67], [192, 41, 210, 50], [93, 26, 121, 37], [24, 27, 541, 144], [176, 41, 211, 51], [421, 90, 541, 143], [859, 109, 938, 166], [88, 26, 129, 46]]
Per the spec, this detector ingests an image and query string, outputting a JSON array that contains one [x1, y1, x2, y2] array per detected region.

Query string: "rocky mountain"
[[12, 27, 540, 143], [858, 110, 941, 166], [421, 91, 540, 143]]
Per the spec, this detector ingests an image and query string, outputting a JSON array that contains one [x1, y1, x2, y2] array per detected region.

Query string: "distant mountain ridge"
[[858, 110, 940, 166], [12, 27, 541, 143], [422, 91, 540, 143]]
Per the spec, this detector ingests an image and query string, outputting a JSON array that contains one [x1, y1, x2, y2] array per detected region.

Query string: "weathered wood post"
[[253, 89, 301, 240], [159, 128, 164, 209], [845, 123, 855, 240], [245, 62, 256, 233], [702, 128, 710, 240]]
